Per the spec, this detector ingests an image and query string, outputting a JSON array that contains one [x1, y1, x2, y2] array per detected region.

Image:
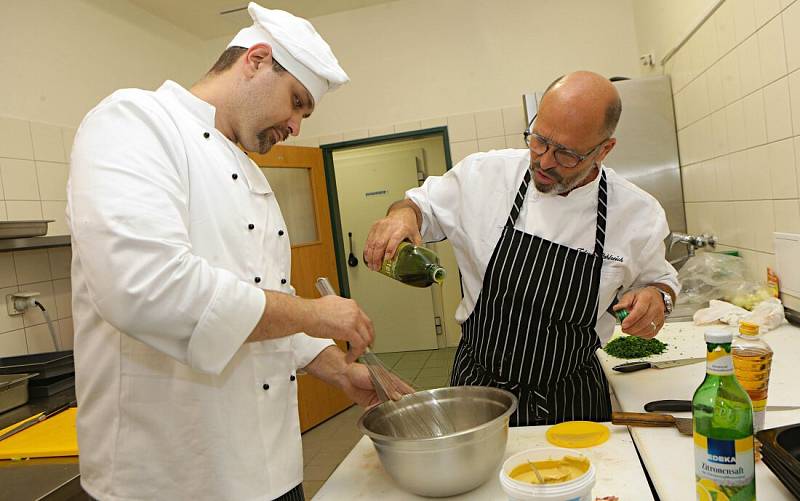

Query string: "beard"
[[255, 127, 288, 154], [531, 159, 598, 194]]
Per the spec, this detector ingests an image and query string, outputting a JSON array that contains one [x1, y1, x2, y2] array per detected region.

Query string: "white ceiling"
[[127, 0, 399, 40]]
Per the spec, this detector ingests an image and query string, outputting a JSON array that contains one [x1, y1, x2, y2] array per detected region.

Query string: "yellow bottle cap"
[[739, 321, 760, 336], [545, 420, 610, 448]]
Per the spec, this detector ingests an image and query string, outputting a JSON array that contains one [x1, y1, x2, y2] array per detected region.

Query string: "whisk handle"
[[315, 277, 337, 297]]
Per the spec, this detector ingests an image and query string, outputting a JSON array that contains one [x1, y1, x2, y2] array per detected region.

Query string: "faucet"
[[668, 232, 717, 267]]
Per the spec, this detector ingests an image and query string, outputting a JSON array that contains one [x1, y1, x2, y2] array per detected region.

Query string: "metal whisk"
[[315, 277, 456, 438]]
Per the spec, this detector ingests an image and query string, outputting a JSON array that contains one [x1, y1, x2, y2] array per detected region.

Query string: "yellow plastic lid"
[[545, 421, 610, 448], [739, 321, 760, 336]]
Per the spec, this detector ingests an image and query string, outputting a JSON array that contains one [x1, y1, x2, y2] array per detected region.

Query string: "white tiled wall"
[[0, 116, 74, 235], [287, 104, 528, 165], [0, 115, 74, 356], [668, 0, 800, 308], [0, 247, 73, 357]]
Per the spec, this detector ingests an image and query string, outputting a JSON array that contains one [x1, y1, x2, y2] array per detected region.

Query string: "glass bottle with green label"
[[692, 328, 756, 501], [379, 242, 446, 288]]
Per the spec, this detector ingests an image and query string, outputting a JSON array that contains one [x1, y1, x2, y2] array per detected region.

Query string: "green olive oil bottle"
[[692, 328, 756, 501], [379, 242, 446, 288]]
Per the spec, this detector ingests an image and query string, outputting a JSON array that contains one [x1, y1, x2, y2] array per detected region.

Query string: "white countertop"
[[598, 320, 800, 501], [314, 423, 653, 500]]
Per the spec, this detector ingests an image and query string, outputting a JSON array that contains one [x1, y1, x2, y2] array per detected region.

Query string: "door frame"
[[320, 126, 453, 297]]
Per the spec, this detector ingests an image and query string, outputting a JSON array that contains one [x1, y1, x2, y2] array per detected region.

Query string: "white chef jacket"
[[67, 80, 333, 501], [406, 148, 680, 345]]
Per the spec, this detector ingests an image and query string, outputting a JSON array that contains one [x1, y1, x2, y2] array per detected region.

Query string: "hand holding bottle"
[[364, 200, 423, 271]]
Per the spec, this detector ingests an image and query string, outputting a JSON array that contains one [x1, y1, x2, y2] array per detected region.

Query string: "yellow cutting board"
[[0, 407, 78, 460]]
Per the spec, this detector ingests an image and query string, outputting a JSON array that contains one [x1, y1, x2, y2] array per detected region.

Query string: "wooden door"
[[247, 145, 353, 432]]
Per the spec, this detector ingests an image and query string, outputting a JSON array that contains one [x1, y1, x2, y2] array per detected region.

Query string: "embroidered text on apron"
[[450, 168, 612, 426]]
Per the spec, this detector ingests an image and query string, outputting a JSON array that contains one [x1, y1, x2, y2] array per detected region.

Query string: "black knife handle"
[[644, 400, 692, 412], [612, 361, 652, 373]]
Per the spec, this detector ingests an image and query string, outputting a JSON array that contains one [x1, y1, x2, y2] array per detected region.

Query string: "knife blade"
[[0, 400, 76, 442], [645, 399, 800, 413], [612, 357, 705, 373]]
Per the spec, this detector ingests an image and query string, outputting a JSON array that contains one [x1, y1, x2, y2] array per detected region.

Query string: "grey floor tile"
[[394, 358, 428, 370], [302, 480, 323, 499], [375, 352, 403, 367], [320, 438, 362, 456], [303, 463, 338, 481], [412, 378, 448, 390], [394, 367, 421, 380], [417, 366, 449, 379], [421, 356, 449, 368], [309, 451, 348, 468], [399, 350, 434, 362]]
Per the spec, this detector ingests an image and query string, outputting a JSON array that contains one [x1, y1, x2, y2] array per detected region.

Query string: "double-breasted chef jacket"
[[68, 80, 333, 501]]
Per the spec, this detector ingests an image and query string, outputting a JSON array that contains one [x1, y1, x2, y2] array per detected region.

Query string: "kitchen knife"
[[0, 400, 76, 442], [612, 357, 705, 373], [611, 411, 693, 436], [645, 399, 800, 413]]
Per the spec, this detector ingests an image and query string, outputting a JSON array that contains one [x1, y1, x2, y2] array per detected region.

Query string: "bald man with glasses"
[[363, 71, 679, 426]]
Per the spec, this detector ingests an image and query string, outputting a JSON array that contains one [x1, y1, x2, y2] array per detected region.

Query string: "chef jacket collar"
[[157, 81, 272, 195]]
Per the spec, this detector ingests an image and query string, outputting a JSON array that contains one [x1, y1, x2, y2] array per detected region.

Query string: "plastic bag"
[[693, 297, 786, 332], [693, 300, 749, 325], [742, 297, 785, 332], [723, 282, 772, 310], [677, 253, 747, 306]]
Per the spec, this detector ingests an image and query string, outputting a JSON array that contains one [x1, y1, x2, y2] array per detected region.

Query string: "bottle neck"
[[706, 341, 734, 376], [427, 264, 446, 284]]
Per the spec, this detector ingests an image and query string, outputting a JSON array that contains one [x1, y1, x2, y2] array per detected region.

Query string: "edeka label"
[[706, 348, 734, 376], [694, 433, 755, 500]]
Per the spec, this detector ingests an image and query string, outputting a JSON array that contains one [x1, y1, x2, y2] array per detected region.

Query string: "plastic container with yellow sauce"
[[499, 447, 596, 501]]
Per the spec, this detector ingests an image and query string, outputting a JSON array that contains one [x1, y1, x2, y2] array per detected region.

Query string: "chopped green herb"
[[603, 335, 668, 359]]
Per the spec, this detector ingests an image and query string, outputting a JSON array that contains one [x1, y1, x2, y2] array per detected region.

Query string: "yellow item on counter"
[[509, 455, 590, 484], [545, 420, 610, 448], [0, 408, 78, 460]]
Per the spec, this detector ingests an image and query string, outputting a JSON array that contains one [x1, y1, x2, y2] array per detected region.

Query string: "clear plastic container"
[[499, 447, 596, 501], [732, 321, 773, 433]]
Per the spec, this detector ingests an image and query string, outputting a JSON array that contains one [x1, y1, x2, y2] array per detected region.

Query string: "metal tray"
[[0, 373, 37, 414], [29, 374, 75, 398], [0, 351, 74, 380], [0, 220, 54, 239]]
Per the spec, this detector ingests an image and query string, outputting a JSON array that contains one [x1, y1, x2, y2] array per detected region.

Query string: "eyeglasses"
[[523, 114, 608, 169]]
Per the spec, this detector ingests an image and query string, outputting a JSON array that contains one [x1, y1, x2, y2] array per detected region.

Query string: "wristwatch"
[[651, 286, 674, 315]]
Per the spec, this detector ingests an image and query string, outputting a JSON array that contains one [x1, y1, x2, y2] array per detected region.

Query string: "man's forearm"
[[387, 199, 422, 230], [302, 344, 349, 389], [246, 290, 315, 343]]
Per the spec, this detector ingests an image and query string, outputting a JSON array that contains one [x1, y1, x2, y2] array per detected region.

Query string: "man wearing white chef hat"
[[68, 3, 407, 500]]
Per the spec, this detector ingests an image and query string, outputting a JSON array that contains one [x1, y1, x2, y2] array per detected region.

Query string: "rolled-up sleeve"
[[68, 97, 264, 375], [406, 159, 471, 243], [632, 206, 681, 297]]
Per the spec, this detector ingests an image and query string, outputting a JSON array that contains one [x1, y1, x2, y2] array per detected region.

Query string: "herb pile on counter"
[[603, 335, 668, 359]]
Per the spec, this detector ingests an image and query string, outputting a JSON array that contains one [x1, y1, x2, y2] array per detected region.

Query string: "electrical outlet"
[[6, 291, 40, 316], [639, 53, 655, 67]]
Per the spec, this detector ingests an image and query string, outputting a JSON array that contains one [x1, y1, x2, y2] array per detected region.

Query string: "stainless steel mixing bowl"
[[357, 386, 518, 497]]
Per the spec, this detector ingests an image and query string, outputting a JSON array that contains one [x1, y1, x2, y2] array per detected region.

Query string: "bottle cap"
[[738, 321, 760, 336], [705, 328, 733, 344]]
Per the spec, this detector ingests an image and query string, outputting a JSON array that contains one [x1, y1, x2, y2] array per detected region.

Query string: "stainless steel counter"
[[0, 388, 87, 501]]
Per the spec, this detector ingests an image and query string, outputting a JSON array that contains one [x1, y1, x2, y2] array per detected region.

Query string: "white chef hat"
[[227, 2, 349, 104]]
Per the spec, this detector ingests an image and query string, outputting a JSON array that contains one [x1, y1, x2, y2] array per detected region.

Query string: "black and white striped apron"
[[450, 168, 612, 426]]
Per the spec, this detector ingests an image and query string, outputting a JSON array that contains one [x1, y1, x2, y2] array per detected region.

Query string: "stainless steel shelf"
[[0, 235, 71, 252]]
